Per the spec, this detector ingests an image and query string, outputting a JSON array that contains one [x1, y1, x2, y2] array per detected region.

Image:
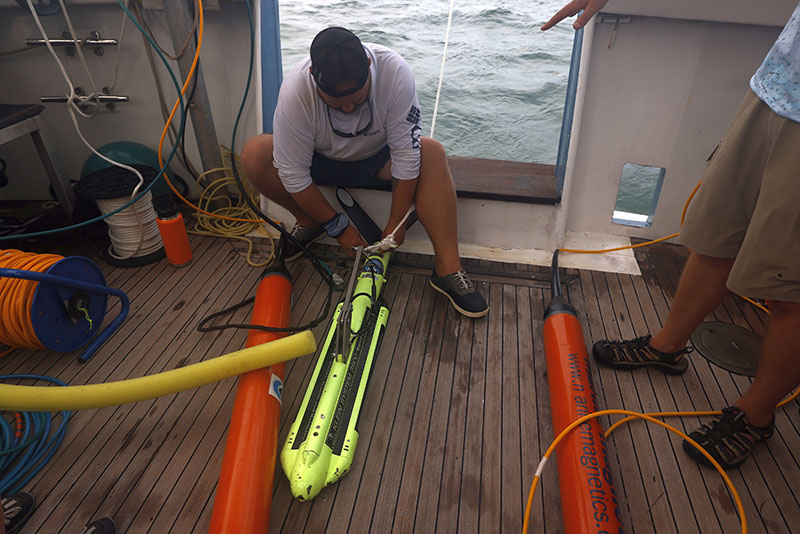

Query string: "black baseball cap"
[[310, 27, 370, 98]]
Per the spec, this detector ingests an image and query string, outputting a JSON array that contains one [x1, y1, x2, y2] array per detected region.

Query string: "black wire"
[[196, 296, 308, 333], [170, 173, 191, 198], [196, 258, 338, 334], [179, 27, 200, 184], [551, 249, 563, 300], [223, 4, 336, 312], [192, 1, 341, 335]]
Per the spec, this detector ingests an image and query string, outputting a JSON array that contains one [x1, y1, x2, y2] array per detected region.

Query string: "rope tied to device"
[[367, 0, 456, 252]]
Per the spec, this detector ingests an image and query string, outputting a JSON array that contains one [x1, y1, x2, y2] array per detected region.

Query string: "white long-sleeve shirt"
[[273, 44, 422, 193]]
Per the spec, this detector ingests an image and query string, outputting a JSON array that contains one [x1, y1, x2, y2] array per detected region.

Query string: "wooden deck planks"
[[390, 286, 451, 533], [317, 270, 408, 532], [24, 237, 232, 532], [435, 312, 475, 532], [5, 236, 800, 533], [343, 272, 425, 533], [369, 275, 437, 533], [456, 277, 489, 534], [478, 283, 504, 533], [28, 241, 256, 531], [529, 286, 563, 534], [413, 305, 465, 532]]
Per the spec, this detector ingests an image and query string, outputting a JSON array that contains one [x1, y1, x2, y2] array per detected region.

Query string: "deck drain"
[[690, 321, 762, 377]]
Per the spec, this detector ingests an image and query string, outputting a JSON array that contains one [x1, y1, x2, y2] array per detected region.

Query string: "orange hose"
[[558, 178, 703, 255], [155, 0, 264, 225], [0, 249, 63, 352]]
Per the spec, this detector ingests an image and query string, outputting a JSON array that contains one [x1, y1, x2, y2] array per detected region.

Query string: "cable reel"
[[0, 251, 129, 363]]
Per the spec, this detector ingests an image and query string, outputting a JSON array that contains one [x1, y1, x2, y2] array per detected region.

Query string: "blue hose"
[[0, 375, 71, 494]]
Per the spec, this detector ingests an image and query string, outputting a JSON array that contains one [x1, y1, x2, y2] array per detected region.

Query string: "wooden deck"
[[3, 235, 799, 533]]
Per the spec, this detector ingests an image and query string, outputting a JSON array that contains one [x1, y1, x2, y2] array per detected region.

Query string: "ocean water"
[[277, 0, 650, 212]]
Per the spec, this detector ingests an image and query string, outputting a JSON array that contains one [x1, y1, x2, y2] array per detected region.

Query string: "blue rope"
[[0, 375, 71, 494]]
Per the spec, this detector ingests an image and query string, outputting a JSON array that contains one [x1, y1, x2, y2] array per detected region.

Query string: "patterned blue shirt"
[[750, 2, 800, 123]]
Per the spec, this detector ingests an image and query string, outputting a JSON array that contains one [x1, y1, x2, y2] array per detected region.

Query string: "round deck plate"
[[31, 256, 108, 352], [690, 321, 761, 377]]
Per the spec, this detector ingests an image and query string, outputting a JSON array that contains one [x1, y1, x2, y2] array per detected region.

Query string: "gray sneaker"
[[430, 270, 489, 318], [280, 223, 325, 262]]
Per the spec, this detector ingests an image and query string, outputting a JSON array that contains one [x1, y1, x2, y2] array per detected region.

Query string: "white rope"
[[97, 193, 163, 260], [429, 0, 456, 139], [27, 0, 149, 256], [109, 0, 130, 93], [366, 0, 457, 254], [57, 0, 101, 117]]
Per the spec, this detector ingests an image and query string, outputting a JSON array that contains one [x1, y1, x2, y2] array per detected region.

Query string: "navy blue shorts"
[[310, 145, 390, 188]]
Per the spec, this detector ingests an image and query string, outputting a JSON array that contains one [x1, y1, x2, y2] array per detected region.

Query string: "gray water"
[[278, 0, 650, 213]]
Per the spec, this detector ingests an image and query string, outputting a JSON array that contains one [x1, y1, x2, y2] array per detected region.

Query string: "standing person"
[[242, 27, 488, 318], [543, 1, 800, 469]]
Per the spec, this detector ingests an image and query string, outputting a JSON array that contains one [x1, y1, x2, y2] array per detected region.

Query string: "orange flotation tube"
[[209, 261, 293, 533], [542, 251, 623, 533]]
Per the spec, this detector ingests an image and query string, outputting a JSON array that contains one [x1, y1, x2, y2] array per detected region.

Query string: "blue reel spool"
[[0, 256, 129, 363], [31, 256, 108, 353]]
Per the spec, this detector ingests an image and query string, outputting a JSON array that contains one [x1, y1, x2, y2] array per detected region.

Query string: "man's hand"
[[336, 225, 368, 257], [382, 219, 406, 247], [541, 0, 610, 31]]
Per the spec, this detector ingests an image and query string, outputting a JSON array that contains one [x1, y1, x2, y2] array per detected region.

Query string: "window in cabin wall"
[[612, 163, 666, 228]]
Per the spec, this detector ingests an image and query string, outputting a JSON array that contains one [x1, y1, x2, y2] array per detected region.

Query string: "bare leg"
[[735, 300, 800, 427], [649, 252, 735, 353], [380, 137, 462, 275], [241, 134, 315, 227], [247, 133, 464, 274]]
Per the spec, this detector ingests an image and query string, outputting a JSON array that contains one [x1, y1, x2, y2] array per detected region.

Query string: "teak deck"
[[3, 235, 799, 533]]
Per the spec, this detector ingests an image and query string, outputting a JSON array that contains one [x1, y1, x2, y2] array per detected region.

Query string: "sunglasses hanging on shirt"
[[327, 100, 373, 138]]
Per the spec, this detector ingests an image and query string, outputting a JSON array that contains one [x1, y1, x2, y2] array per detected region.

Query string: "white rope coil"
[[96, 193, 163, 260]]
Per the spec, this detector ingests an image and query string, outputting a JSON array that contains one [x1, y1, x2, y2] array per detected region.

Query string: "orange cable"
[[558, 178, 703, 255], [0, 249, 63, 352], [557, 178, 770, 317], [155, 0, 265, 225]]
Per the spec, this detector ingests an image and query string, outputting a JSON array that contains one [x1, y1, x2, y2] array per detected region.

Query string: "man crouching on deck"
[[242, 26, 488, 318]]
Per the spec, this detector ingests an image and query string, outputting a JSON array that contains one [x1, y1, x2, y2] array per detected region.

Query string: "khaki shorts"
[[680, 89, 800, 303]]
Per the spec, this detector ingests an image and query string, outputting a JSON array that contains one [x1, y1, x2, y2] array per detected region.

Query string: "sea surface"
[[277, 0, 649, 212]]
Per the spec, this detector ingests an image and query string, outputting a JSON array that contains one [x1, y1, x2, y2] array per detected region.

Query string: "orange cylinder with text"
[[209, 263, 292, 533], [543, 298, 623, 534]]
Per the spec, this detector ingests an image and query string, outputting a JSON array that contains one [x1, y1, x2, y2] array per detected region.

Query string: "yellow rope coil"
[[187, 161, 275, 267]]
